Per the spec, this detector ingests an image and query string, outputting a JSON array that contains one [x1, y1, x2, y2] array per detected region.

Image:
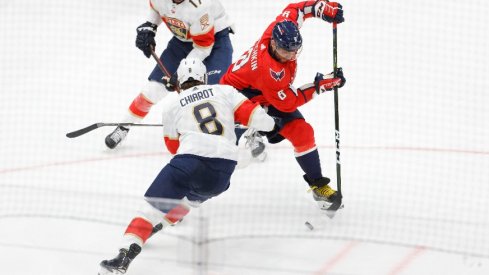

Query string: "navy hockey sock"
[[296, 149, 322, 179]]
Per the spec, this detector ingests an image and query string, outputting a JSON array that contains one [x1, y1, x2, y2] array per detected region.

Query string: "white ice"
[[1, 0, 489, 274]]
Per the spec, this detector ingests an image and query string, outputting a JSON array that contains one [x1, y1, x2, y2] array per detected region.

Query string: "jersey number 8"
[[193, 102, 223, 135]]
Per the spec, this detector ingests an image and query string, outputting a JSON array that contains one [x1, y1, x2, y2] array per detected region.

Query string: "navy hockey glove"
[[314, 67, 345, 94], [162, 73, 178, 92], [136, 22, 158, 58], [313, 1, 344, 23]]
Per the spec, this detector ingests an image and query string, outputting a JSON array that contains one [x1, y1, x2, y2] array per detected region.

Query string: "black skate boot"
[[105, 126, 129, 149], [303, 175, 342, 208], [150, 223, 163, 236], [99, 243, 141, 275]]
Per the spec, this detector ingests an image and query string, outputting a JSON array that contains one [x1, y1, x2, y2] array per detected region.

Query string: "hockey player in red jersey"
[[220, 0, 346, 210], [98, 58, 275, 275]]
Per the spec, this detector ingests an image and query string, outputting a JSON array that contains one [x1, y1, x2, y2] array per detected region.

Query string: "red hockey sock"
[[129, 93, 154, 118], [164, 204, 190, 225], [124, 217, 154, 244]]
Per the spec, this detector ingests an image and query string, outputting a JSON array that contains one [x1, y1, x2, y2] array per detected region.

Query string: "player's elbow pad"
[[249, 113, 275, 132]]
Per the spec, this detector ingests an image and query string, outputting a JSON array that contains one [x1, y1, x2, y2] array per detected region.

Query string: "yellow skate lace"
[[308, 185, 336, 198]]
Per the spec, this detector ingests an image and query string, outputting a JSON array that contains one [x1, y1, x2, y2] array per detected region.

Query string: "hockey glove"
[[314, 67, 345, 94], [136, 21, 158, 58], [313, 1, 344, 23], [162, 73, 178, 92]]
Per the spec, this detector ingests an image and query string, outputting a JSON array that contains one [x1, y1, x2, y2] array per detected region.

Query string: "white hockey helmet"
[[177, 58, 207, 86]]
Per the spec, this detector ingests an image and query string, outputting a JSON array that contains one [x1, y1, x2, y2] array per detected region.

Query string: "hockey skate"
[[105, 126, 129, 149], [303, 175, 343, 211], [99, 243, 141, 275], [244, 129, 267, 162]]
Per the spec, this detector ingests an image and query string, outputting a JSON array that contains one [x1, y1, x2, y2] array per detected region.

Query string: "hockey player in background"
[[98, 58, 276, 275], [220, 0, 346, 210], [105, 0, 241, 150]]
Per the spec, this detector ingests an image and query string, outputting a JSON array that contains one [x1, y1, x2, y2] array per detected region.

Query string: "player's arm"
[[164, 135, 180, 155], [162, 109, 180, 155], [260, 84, 306, 112], [295, 68, 346, 102], [186, 6, 216, 61], [277, 1, 344, 26], [135, 0, 163, 58], [260, 69, 346, 112], [230, 89, 275, 132], [148, 0, 163, 25]]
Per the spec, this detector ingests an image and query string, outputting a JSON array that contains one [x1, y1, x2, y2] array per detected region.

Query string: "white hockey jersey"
[[162, 84, 275, 161], [147, 0, 233, 45]]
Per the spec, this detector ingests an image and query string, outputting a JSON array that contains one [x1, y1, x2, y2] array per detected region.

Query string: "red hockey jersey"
[[220, 1, 319, 113]]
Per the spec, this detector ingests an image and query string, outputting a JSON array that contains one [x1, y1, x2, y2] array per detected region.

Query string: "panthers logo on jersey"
[[163, 17, 189, 40]]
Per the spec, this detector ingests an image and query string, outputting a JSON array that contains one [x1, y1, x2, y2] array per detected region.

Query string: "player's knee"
[[141, 80, 169, 103], [280, 120, 316, 152], [137, 199, 168, 225], [182, 196, 202, 208]]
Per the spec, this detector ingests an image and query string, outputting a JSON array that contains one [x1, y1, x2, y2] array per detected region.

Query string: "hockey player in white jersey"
[[98, 58, 276, 275], [105, 0, 237, 149]]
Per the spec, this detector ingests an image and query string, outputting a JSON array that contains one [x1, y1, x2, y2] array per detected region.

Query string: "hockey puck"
[[305, 221, 314, 230]]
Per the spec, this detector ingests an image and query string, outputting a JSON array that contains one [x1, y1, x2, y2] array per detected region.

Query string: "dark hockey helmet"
[[272, 20, 302, 51]]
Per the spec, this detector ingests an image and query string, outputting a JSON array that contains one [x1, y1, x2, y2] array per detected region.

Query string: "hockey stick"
[[66, 122, 163, 138], [66, 49, 170, 139], [150, 48, 171, 78], [328, 21, 343, 215]]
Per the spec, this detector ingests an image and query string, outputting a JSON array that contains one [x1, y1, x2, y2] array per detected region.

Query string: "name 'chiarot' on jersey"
[[162, 84, 274, 161], [179, 88, 215, 107]]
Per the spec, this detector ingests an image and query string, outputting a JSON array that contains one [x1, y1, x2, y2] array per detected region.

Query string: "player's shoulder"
[[162, 93, 180, 113], [208, 83, 236, 95], [254, 42, 280, 75], [182, 0, 213, 15]]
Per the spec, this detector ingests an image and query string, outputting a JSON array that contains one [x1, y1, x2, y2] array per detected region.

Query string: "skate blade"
[[323, 204, 344, 219], [98, 266, 122, 275]]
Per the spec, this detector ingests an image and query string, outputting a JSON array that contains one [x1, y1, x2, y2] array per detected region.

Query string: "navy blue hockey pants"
[[144, 154, 237, 208], [148, 28, 233, 85]]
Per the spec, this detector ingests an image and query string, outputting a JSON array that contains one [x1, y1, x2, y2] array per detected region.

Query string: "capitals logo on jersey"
[[270, 68, 285, 81]]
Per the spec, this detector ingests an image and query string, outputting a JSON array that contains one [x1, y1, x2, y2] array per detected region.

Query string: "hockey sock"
[[295, 149, 322, 180], [129, 93, 154, 118], [124, 217, 154, 245], [164, 204, 190, 225]]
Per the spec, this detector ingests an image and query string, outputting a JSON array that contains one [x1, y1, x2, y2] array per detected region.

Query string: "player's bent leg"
[[105, 81, 169, 149], [151, 196, 201, 234], [99, 243, 141, 275], [280, 120, 341, 208], [99, 198, 189, 274], [303, 175, 341, 209], [99, 201, 161, 274]]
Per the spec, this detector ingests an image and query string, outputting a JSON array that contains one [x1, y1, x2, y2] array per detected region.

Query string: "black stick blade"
[[66, 123, 102, 138]]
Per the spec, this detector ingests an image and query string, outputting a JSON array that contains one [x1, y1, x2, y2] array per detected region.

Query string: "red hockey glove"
[[314, 68, 345, 94], [313, 1, 344, 23]]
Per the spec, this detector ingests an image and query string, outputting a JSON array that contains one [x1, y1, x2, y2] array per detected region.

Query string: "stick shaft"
[[66, 123, 163, 138], [150, 49, 171, 77], [332, 22, 342, 196]]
